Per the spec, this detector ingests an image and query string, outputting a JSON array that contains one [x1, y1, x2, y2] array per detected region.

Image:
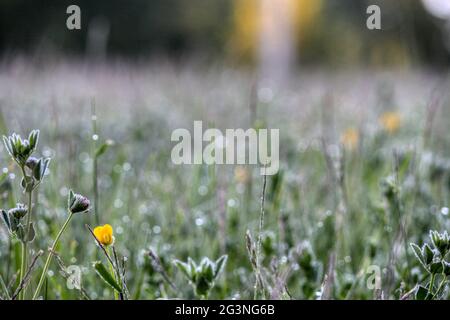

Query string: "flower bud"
[[8, 203, 28, 219], [430, 230, 450, 256], [68, 190, 90, 214], [2, 130, 39, 166], [25, 157, 39, 170]]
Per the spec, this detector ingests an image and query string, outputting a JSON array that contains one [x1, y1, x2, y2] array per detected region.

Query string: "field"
[[1, 60, 450, 300]]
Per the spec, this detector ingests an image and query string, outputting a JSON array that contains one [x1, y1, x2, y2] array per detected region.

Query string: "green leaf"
[[10, 138, 18, 157], [16, 225, 25, 242], [188, 258, 197, 277], [68, 190, 75, 209], [202, 261, 214, 283], [1, 209, 10, 231], [9, 214, 19, 232], [430, 230, 440, 250], [174, 260, 192, 280], [33, 158, 51, 182], [415, 285, 428, 300], [3, 136, 12, 156], [26, 222, 36, 243], [422, 244, 434, 265], [195, 274, 212, 297], [93, 261, 122, 292], [410, 243, 427, 270], [28, 130, 39, 150], [95, 141, 114, 158], [33, 158, 42, 180], [430, 261, 444, 274], [214, 255, 228, 278], [41, 158, 51, 179], [444, 261, 450, 276]]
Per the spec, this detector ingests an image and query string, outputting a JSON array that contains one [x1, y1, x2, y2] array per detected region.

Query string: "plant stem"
[[106, 247, 119, 300], [432, 276, 447, 299], [18, 242, 26, 300], [18, 166, 33, 300], [32, 212, 74, 300], [427, 273, 436, 300], [91, 102, 99, 226], [254, 171, 267, 299], [22, 190, 33, 299], [0, 273, 11, 300]]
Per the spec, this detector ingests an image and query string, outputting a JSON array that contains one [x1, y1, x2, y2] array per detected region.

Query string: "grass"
[[0, 60, 450, 300]]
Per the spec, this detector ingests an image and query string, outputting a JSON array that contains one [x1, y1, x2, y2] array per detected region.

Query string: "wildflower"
[[340, 128, 359, 150], [410, 230, 450, 300], [8, 203, 28, 219], [25, 157, 39, 170], [1, 204, 34, 242], [379, 111, 401, 134], [174, 255, 228, 298], [25, 157, 51, 183], [93, 224, 114, 246], [68, 190, 90, 214], [430, 230, 450, 256], [2, 130, 40, 166]]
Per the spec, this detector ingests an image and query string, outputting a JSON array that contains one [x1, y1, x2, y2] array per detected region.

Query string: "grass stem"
[[33, 212, 74, 300]]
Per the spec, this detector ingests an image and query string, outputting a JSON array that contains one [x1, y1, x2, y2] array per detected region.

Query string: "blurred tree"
[[0, 0, 232, 58], [0, 0, 448, 66], [229, 0, 260, 63]]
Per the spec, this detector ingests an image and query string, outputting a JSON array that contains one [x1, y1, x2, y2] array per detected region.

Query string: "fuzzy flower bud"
[[68, 190, 90, 214], [25, 156, 39, 170], [2, 130, 39, 166], [8, 203, 28, 219]]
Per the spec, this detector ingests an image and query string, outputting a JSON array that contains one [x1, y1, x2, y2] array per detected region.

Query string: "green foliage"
[[3, 130, 39, 167], [410, 231, 450, 300], [174, 255, 228, 298], [93, 261, 123, 293]]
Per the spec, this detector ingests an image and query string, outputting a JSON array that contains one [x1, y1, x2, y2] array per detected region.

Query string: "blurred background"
[[1, 0, 450, 70]]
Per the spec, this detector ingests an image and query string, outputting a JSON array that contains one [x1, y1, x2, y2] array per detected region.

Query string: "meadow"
[[0, 60, 450, 300]]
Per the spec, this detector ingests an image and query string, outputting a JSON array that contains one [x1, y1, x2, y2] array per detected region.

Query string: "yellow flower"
[[341, 128, 359, 150], [93, 224, 114, 246], [379, 111, 401, 134]]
